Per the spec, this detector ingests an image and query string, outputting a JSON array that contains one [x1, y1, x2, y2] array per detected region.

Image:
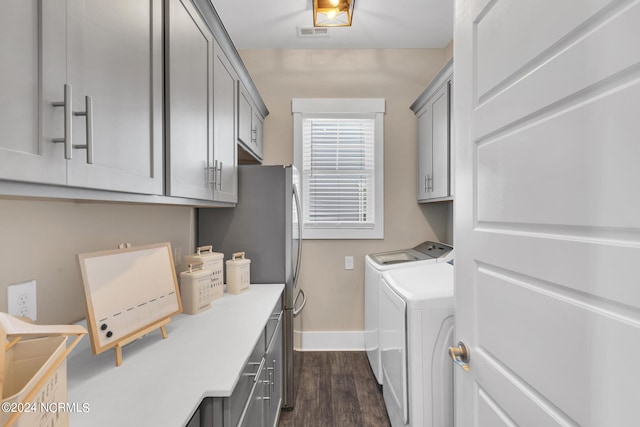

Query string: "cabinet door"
[[212, 41, 238, 203], [165, 0, 214, 200], [237, 82, 253, 150], [65, 0, 163, 194], [265, 315, 283, 426], [252, 110, 264, 161], [0, 1, 66, 185], [430, 82, 450, 199], [239, 358, 266, 427], [416, 108, 432, 201]]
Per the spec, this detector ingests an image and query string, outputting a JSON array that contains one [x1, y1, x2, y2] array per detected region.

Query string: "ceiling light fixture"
[[313, 0, 354, 27]]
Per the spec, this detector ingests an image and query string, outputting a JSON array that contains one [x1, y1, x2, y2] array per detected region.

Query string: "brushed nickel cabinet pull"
[[73, 96, 94, 164], [52, 84, 73, 159], [209, 160, 218, 187]]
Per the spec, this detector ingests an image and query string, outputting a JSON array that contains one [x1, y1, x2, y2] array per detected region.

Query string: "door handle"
[[448, 341, 470, 372]]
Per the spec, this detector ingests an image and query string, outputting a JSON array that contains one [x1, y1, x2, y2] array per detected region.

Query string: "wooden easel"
[[112, 317, 170, 367], [0, 313, 87, 427], [77, 242, 182, 367]]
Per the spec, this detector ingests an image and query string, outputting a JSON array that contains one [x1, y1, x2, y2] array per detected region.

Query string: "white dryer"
[[365, 241, 453, 385], [380, 262, 454, 427]]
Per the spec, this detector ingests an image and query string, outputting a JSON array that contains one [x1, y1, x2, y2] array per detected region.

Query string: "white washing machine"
[[380, 262, 454, 427], [365, 241, 453, 385]]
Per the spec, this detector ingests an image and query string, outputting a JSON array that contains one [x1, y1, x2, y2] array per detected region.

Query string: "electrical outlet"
[[345, 256, 354, 270], [8, 280, 37, 321]]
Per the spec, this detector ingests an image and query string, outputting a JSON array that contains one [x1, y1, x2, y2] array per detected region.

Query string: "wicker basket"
[[0, 313, 86, 427]]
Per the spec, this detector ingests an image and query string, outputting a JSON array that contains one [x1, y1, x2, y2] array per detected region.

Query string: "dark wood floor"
[[278, 351, 391, 427]]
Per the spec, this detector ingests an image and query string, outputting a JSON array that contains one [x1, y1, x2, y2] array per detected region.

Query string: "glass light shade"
[[313, 0, 354, 27]]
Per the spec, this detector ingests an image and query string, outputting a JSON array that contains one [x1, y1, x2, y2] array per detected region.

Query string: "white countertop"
[[66, 284, 284, 427]]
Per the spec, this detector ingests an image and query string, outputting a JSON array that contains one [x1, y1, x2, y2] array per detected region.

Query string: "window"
[[292, 98, 385, 239]]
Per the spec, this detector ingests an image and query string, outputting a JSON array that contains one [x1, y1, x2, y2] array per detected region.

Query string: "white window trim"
[[292, 98, 385, 240]]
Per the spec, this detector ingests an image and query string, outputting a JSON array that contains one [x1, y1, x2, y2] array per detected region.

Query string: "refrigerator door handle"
[[292, 185, 303, 290], [292, 289, 307, 317]]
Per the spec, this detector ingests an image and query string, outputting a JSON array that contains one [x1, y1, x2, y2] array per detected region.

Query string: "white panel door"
[[66, 0, 163, 194], [454, 0, 640, 426]]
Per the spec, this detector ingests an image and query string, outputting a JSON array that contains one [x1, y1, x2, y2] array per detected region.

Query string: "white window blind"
[[302, 117, 375, 228], [292, 98, 384, 239]]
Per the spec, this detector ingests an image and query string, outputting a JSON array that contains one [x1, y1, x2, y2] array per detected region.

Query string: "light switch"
[[345, 256, 354, 270]]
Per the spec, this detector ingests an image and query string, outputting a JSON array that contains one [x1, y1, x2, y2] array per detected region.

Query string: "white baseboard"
[[294, 330, 365, 351]]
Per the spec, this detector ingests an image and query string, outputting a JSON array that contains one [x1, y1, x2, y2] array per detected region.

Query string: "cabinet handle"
[[264, 372, 272, 407], [424, 175, 428, 193], [243, 359, 265, 382], [238, 357, 266, 427], [271, 359, 276, 392], [427, 175, 434, 192], [209, 160, 218, 187], [52, 84, 73, 159], [217, 161, 223, 190], [73, 96, 94, 164]]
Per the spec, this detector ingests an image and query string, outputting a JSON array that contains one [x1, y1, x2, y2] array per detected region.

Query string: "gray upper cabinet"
[[0, 2, 69, 185], [212, 40, 238, 203], [166, 0, 214, 200], [65, 0, 163, 194], [0, 0, 163, 195], [192, 0, 268, 167], [411, 59, 453, 203], [252, 110, 264, 161], [237, 81, 264, 162], [2, 0, 266, 206], [237, 82, 253, 150]]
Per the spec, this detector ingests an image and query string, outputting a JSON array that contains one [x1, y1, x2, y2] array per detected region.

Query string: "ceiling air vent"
[[297, 26, 329, 38]]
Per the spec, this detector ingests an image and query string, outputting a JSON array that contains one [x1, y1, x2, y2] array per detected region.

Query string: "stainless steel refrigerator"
[[197, 164, 306, 410]]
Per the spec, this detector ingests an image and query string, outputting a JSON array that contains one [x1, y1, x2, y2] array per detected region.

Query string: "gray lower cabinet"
[[0, 0, 163, 195], [411, 59, 453, 203], [191, 299, 283, 427], [264, 311, 283, 426]]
